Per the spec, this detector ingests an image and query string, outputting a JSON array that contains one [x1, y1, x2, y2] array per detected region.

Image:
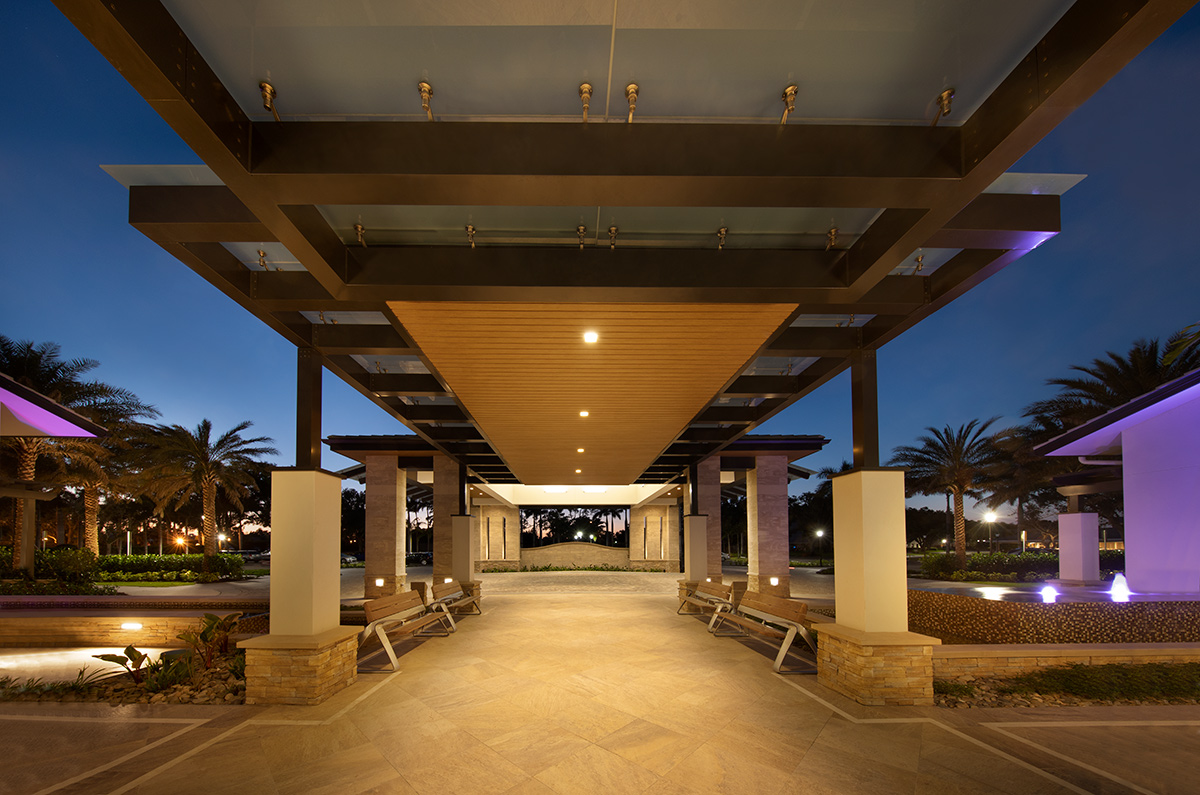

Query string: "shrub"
[[38, 548, 98, 584], [933, 680, 975, 697], [96, 553, 242, 579], [921, 552, 958, 579], [0, 580, 118, 595]]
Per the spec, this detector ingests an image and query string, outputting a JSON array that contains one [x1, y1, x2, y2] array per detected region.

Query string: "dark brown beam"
[[130, 185, 271, 242], [285, 323, 412, 356], [765, 327, 864, 358], [296, 348, 323, 470], [693, 404, 780, 425], [346, 373, 450, 397], [850, 350, 880, 468], [252, 122, 961, 208], [400, 405, 469, 423], [925, 193, 1061, 250], [346, 246, 846, 302], [424, 427, 485, 442]]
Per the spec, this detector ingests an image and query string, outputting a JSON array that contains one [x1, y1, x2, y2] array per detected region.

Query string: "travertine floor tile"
[[536, 744, 659, 794]]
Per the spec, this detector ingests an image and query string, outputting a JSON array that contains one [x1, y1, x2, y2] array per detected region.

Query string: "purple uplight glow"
[[1040, 585, 1059, 604], [1110, 573, 1132, 603]]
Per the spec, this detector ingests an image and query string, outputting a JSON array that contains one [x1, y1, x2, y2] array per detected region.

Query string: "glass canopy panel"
[[350, 355, 430, 374], [317, 205, 881, 249], [889, 248, 962, 276], [162, 0, 1072, 124], [221, 242, 305, 271]]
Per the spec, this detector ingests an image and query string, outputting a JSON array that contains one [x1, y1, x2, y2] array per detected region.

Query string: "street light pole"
[[814, 529, 825, 566]]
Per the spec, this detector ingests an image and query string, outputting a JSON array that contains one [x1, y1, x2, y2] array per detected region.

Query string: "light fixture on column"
[[780, 84, 797, 124], [769, 576, 779, 587], [418, 81, 434, 121], [608, 226, 618, 249], [717, 227, 728, 251], [375, 578, 385, 587], [579, 82, 592, 122], [259, 81, 280, 122], [577, 225, 587, 249], [825, 225, 839, 251], [466, 224, 476, 249], [931, 88, 954, 127], [625, 83, 639, 123], [354, 223, 367, 247]]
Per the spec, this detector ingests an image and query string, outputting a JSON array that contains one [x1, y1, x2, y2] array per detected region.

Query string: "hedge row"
[[921, 549, 1126, 580], [0, 547, 242, 581]]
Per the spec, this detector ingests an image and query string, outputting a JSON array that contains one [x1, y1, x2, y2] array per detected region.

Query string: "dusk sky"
[[3, 5, 1199, 519]]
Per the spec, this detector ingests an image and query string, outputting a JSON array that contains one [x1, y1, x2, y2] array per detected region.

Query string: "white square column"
[[832, 468, 908, 633], [683, 515, 708, 582], [1057, 512, 1100, 585], [364, 456, 406, 598], [266, 469, 343, 636]]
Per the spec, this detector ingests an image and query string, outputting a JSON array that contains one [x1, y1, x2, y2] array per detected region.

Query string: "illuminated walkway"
[[3, 591, 1198, 794]]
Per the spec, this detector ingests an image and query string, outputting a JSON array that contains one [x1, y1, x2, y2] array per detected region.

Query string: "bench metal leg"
[[772, 626, 817, 675], [432, 603, 458, 632], [375, 624, 400, 671], [707, 605, 731, 632]]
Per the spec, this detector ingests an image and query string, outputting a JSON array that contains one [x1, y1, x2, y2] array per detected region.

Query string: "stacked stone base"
[[817, 623, 940, 706], [747, 573, 791, 598], [240, 626, 359, 706], [364, 573, 406, 599]]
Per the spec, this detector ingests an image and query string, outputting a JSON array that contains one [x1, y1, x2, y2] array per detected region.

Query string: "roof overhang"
[[0, 373, 107, 439]]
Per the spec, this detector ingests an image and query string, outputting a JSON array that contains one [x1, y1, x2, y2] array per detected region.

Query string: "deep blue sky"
[[3, 5, 1199, 518]]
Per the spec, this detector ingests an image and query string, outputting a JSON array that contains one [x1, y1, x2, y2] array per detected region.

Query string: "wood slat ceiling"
[[389, 301, 796, 484]]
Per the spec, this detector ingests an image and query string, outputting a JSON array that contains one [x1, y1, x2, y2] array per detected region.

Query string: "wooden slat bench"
[[359, 589, 453, 671], [709, 590, 817, 674], [428, 580, 481, 632], [677, 580, 734, 620]]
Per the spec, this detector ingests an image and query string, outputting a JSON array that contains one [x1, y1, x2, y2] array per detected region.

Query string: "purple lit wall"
[[1122, 388, 1200, 593]]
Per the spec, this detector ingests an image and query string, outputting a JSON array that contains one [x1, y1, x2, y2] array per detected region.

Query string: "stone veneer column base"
[[747, 572, 790, 598], [817, 623, 940, 706], [241, 626, 360, 706], [364, 573, 407, 600]]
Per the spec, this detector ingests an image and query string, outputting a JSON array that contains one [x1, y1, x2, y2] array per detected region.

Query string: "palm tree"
[[0, 337, 150, 565], [983, 423, 1065, 550], [1024, 334, 1200, 431], [888, 418, 999, 569], [139, 420, 277, 570]]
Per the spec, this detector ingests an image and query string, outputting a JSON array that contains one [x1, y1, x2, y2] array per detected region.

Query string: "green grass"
[[933, 680, 976, 697], [242, 569, 270, 577], [1002, 663, 1200, 700]]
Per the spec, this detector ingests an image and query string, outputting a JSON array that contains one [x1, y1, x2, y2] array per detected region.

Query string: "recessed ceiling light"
[[575, 469, 582, 473], [577, 448, 585, 453], [583, 331, 598, 343], [579, 410, 589, 417]]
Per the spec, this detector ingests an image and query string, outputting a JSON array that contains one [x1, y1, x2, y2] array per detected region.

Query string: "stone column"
[[240, 469, 358, 705], [666, 502, 681, 572], [364, 456, 406, 598], [747, 455, 789, 596], [697, 456, 722, 577], [1057, 512, 1100, 585], [822, 467, 939, 707], [432, 454, 459, 580]]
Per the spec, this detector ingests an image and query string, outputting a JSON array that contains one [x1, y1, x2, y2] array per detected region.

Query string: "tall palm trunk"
[[83, 484, 100, 555], [13, 442, 37, 569], [952, 490, 967, 569], [202, 477, 218, 572]]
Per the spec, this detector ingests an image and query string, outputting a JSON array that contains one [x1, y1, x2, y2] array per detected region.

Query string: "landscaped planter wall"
[[909, 589, 1200, 644], [517, 541, 632, 570], [934, 642, 1200, 681]]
